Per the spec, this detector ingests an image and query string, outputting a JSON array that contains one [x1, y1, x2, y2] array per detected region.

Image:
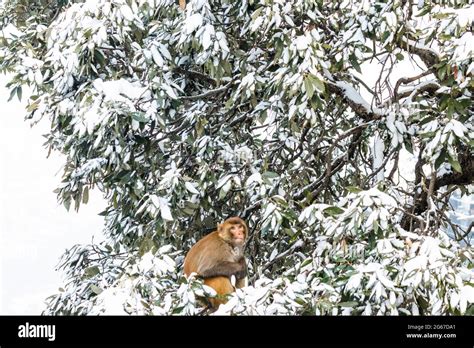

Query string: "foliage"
[[1, 0, 473, 315]]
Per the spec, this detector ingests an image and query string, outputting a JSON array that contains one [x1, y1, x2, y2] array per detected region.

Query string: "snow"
[[71, 158, 106, 179], [79, 104, 103, 135], [383, 12, 397, 29], [371, 132, 385, 182], [250, 17, 264, 33], [91, 287, 129, 315], [401, 80, 440, 104], [245, 172, 262, 186], [295, 35, 310, 51], [120, 4, 135, 22], [455, 5, 474, 27], [334, 80, 384, 116], [444, 119, 468, 139], [151, 46, 164, 67], [93, 78, 148, 104], [202, 24, 214, 50], [0, 23, 23, 40], [345, 273, 362, 291], [215, 31, 229, 52], [453, 32, 474, 63], [150, 195, 173, 221], [184, 182, 200, 194], [162, 83, 178, 99], [185, 13, 203, 34]]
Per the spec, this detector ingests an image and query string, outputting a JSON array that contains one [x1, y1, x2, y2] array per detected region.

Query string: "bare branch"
[[174, 67, 217, 87], [295, 122, 370, 201], [394, 82, 440, 103], [393, 70, 433, 101], [179, 80, 233, 101], [399, 37, 441, 68]]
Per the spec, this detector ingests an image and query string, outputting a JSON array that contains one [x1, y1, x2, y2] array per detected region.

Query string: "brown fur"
[[183, 217, 248, 308]]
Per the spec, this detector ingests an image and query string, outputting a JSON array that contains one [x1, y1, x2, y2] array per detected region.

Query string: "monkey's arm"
[[199, 258, 247, 279]]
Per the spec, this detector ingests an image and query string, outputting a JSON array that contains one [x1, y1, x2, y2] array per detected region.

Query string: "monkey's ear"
[[217, 223, 223, 232]]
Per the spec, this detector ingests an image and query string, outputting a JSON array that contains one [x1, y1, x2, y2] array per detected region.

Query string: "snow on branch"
[[392, 70, 433, 102], [399, 37, 441, 68], [394, 81, 440, 104], [324, 71, 385, 121]]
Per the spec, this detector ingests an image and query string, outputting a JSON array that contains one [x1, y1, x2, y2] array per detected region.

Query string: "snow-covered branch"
[[324, 71, 385, 121]]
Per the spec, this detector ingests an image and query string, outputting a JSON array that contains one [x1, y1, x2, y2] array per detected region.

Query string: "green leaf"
[[74, 195, 81, 212], [304, 75, 314, 99], [139, 237, 154, 256], [434, 149, 447, 169], [82, 186, 89, 204], [395, 53, 404, 61], [438, 65, 446, 81], [89, 284, 103, 295], [419, 115, 435, 126], [345, 186, 362, 193], [339, 301, 358, 308], [64, 198, 71, 212], [373, 219, 379, 234], [323, 206, 344, 216], [131, 112, 148, 123], [349, 53, 361, 73], [419, 131, 436, 139], [263, 171, 280, 179], [454, 99, 467, 115], [94, 49, 106, 66], [26, 101, 39, 112], [312, 75, 325, 93], [8, 87, 17, 102], [404, 138, 413, 154], [16, 86, 22, 101], [251, 7, 262, 20], [448, 156, 462, 173], [218, 187, 227, 200], [84, 266, 100, 278]]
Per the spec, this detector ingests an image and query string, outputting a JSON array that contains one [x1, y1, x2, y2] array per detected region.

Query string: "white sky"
[[0, 76, 106, 314]]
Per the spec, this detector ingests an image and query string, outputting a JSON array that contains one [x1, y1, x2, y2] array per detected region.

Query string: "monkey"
[[179, 0, 186, 9], [183, 217, 248, 308]]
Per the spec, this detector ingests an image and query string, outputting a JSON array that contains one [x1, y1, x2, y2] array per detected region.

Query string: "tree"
[[0, 0, 473, 315]]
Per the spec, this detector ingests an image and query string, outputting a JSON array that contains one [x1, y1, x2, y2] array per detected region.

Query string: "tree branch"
[[294, 123, 368, 201], [401, 148, 474, 231], [179, 80, 233, 101], [324, 71, 384, 121], [398, 37, 441, 69], [393, 70, 433, 102], [174, 67, 217, 87]]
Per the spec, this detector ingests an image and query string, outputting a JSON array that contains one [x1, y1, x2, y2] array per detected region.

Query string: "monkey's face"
[[229, 223, 246, 246], [218, 217, 248, 247]]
